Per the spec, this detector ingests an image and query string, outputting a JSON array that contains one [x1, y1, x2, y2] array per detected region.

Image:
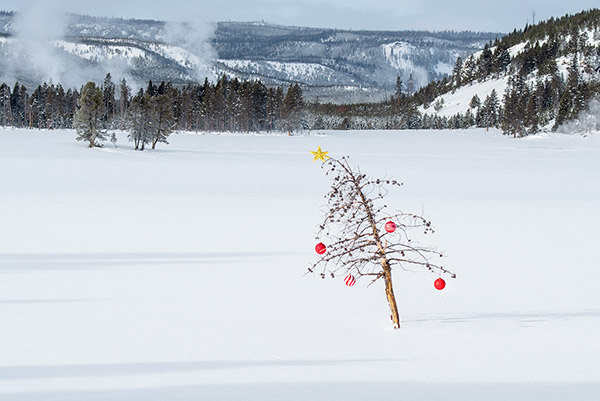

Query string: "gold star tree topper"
[[311, 146, 330, 162]]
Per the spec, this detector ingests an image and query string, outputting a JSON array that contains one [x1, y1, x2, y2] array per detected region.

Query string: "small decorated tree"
[[309, 151, 455, 329]]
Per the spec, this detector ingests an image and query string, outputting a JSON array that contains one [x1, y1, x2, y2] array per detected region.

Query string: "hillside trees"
[[469, 94, 480, 110], [394, 76, 404, 100], [478, 89, 499, 130], [555, 53, 586, 128], [452, 56, 463, 88], [501, 75, 529, 137], [425, 9, 600, 136]]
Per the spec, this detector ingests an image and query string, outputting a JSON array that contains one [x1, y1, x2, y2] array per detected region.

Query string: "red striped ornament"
[[344, 274, 356, 287]]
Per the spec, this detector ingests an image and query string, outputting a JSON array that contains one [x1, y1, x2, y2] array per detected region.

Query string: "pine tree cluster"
[[0, 74, 304, 136]]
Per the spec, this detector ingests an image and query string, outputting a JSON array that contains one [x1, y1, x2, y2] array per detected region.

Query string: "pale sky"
[[2, 0, 599, 32]]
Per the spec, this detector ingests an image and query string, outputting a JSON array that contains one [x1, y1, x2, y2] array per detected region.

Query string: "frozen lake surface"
[[1, 128, 599, 400]]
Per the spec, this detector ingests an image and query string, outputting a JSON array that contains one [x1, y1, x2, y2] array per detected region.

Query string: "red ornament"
[[344, 274, 356, 286], [385, 221, 396, 233], [434, 278, 446, 290], [315, 242, 326, 255]]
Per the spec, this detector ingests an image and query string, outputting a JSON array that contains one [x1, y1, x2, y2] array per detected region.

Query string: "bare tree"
[[309, 156, 455, 329]]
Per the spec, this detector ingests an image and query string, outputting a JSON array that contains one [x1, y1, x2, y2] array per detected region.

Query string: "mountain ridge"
[[0, 11, 501, 102]]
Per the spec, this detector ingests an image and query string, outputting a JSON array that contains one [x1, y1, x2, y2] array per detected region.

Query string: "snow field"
[[0, 128, 599, 400]]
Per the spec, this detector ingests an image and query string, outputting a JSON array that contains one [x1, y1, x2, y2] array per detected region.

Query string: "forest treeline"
[[0, 68, 597, 147], [0, 74, 304, 134]]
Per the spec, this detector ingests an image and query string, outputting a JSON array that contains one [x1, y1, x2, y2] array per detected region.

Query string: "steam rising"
[[556, 99, 600, 135], [2, 1, 70, 86], [161, 20, 218, 81], [0, 3, 217, 89]]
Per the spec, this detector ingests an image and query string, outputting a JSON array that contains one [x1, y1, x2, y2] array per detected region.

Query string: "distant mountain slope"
[[0, 12, 500, 102], [212, 21, 498, 90]]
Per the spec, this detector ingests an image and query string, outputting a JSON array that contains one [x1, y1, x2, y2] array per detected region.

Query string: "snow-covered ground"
[[1, 128, 599, 400]]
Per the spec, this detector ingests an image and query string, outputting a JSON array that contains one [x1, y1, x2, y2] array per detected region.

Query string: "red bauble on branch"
[[385, 221, 396, 233], [434, 278, 446, 290], [344, 274, 356, 286], [315, 242, 327, 255]]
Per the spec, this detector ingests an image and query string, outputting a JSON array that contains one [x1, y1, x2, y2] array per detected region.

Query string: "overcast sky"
[[2, 0, 599, 32]]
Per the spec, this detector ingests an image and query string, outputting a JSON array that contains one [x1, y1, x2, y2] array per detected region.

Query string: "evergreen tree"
[[52, 84, 66, 129], [151, 91, 175, 149], [282, 83, 304, 133], [492, 45, 511, 75], [470, 94, 481, 110], [74, 82, 106, 148], [394, 76, 403, 100], [10, 83, 27, 128], [481, 89, 499, 130], [127, 89, 153, 151], [146, 80, 157, 97], [64, 88, 78, 128], [251, 80, 268, 131], [0, 83, 12, 127], [102, 73, 116, 129], [525, 87, 540, 134], [266, 87, 283, 132], [407, 73, 415, 95], [463, 55, 477, 83], [555, 52, 580, 128], [452, 56, 463, 88], [118, 78, 131, 130], [463, 109, 475, 127], [43, 84, 55, 129], [29, 85, 43, 129], [501, 76, 528, 137], [477, 44, 493, 79]]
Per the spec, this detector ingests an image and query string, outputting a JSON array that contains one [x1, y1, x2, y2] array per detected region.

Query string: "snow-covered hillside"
[[1, 128, 599, 400], [0, 11, 500, 101], [420, 12, 600, 130], [420, 76, 509, 117], [216, 59, 355, 86]]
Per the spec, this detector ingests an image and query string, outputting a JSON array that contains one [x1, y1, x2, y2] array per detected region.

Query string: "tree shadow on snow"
[[0, 252, 293, 271]]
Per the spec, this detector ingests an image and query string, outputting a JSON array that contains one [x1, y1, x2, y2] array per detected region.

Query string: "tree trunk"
[[344, 161, 402, 329], [382, 258, 401, 329], [89, 131, 97, 148]]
